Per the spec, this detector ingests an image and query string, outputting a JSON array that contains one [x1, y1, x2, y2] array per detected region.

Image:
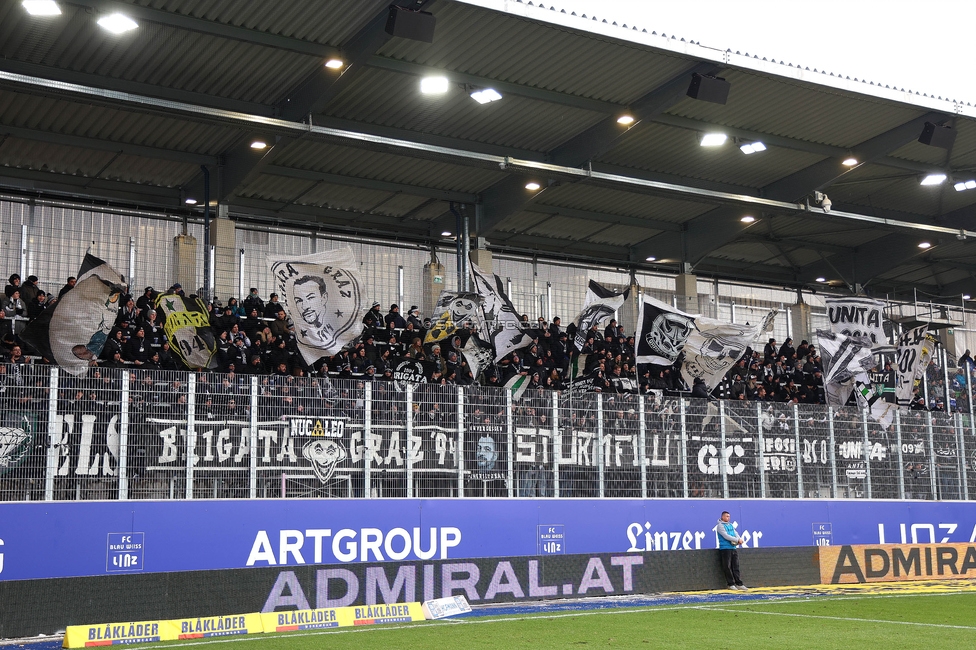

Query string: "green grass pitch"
[[144, 590, 976, 650]]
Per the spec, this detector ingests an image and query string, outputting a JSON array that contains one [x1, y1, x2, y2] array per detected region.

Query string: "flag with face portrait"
[[572, 280, 629, 351], [268, 247, 366, 365], [635, 295, 697, 366], [21, 254, 126, 375], [469, 260, 531, 363], [425, 291, 487, 345]]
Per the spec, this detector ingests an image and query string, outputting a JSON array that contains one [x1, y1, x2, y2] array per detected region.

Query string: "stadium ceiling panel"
[[1, 0, 975, 298]]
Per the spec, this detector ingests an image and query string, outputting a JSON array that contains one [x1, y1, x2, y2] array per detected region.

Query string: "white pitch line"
[[696, 606, 976, 631]]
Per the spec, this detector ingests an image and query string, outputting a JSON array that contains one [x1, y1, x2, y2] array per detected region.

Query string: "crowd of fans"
[[0, 272, 971, 412]]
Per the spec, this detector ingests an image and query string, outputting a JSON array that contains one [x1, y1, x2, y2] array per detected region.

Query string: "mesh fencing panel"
[[0, 362, 52, 502]]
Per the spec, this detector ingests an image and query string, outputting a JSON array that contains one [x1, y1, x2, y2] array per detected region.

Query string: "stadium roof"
[[1, 0, 976, 299]]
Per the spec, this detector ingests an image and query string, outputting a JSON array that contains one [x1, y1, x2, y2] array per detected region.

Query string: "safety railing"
[[0, 364, 973, 502]]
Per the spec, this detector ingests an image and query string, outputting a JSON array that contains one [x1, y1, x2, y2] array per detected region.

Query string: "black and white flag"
[[156, 292, 217, 370], [425, 291, 487, 345], [268, 247, 366, 364], [817, 329, 875, 407], [572, 280, 629, 351], [461, 334, 494, 381], [635, 295, 697, 366], [825, 296, 892, 353], [681, 315, 771, 391], [21, 254, 126, 375], [893, 325, 938, 408], [470, 261, 531, 363]]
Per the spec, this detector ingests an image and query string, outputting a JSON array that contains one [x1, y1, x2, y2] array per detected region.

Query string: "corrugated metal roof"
[[533, 182, 714, 224], [322, 67, 605, 153], [136, 0, 388, 45], [598, 121, 828, 189], [667, 69, 923, 149], [0, 136, 117, 176], [378, 1, 695, 106], [0, 3, 321, 105], [273, 140, 506, 193]]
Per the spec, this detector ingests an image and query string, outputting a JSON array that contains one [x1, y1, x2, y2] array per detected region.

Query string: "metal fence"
[[0, 364, 973, 502]]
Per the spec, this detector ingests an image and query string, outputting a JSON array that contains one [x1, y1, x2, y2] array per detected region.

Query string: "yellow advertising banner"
[[819, 543, 976, 584], [170, 613, 264, 640], [64, 619, 173, 647], [260, 607, 353, 632], [349, 602, 426, 625]]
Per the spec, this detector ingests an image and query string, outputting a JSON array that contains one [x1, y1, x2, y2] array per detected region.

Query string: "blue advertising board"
[[1, 498, 975, 581]]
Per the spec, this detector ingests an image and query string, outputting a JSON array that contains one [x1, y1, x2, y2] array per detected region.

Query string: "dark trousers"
[[719, 548, 742, 586]]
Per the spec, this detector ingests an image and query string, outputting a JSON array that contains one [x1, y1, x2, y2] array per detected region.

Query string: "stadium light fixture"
[[842, 157, 858, 166], [964, 294, 972, 300], [420, 76, 449, 94], [700, 133, 727, 147], [617, 115, 635, 125], [739, 141, 766, 154], [22, 0, 60, 16], [918, 241, 932, 249], [470, 88, 502, 104], [525, 182, 541, 191], [954, 179, 976, 191], [441, 231, 452, 237], [325, 58, 344, 69], [740, 215, 756, 223], [645, 256, 657, 262], [250, 140, 268, 150], [920, 173, 947, 186], [815, 277, 826, 283], [97, 13, 138, 34], [184, 198, 198, 205]]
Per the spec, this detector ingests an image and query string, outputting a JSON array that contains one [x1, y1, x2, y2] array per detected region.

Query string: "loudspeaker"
[[918, 122, 956, 149], [385, 6, 436, 43], [686, 73, 731, 105]]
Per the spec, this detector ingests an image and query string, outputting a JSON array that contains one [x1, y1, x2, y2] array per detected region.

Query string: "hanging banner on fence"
[[894, 326, 938, 408], [680, 314, 771, 391], [157, 293, 218, 370], [467, 421, 507, 481], [425, 292, 486, 345], [572, 281, 629, 352], [391, 357, 439, 389], [470, 260, 531, 363], [0, 411, 37, 477], [268, 247, 366, 364], [825, 296, 892, 352], [635, 296, 697, 366], [21, 254, 126, 375]]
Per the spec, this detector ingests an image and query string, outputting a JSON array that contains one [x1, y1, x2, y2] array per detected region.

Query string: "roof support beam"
[[795, 233, 930, 287], [761, 111, 947, 202], [476, 63, 721, 235], [264, 165, 478, 203]]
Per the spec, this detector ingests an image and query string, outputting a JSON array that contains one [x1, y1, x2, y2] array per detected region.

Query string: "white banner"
[[825, 296, 892, 352], [894, 325, 938, 408]]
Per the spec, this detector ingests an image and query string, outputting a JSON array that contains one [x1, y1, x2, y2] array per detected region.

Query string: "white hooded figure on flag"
[[469, 260, 531, 363], [572, 280, 629, 351], [21, 253, 125, 376], [681, 313, 774, 391], [268, 247, 366, 365], [817, 329, 876, 407]]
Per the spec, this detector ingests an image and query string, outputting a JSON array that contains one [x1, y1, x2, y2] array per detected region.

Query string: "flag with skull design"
[[635, 295, 697, 366], [424, 291, 487, 345]]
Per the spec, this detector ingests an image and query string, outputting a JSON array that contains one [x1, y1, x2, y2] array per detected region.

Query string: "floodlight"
[[185, 198, 198, 205], [645, 256, 657, 262], [250, 140, 268, 150], [815, 277, 826, 283], [420, 76, 449, 94], [525, 182, 541, 191], [325, 59, 344, 69], [740, 141, 766, 154], [22, 1, 60, 16], [918, 242, 932, 249], [97, 13, 137, 34], [920, 173, 947, 186], [842, 157, 858, 166], [700, 133, 727, 147], [470, 88, 502, 104], [617, 115, 635, 125], [740, 215, 755, 223]]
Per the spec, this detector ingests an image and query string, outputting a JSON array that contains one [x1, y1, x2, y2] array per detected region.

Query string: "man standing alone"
[[717, 510, 747, 590]]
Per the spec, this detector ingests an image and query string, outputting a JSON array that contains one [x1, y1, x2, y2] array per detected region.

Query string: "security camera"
[[813, 191, 831, 213]]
